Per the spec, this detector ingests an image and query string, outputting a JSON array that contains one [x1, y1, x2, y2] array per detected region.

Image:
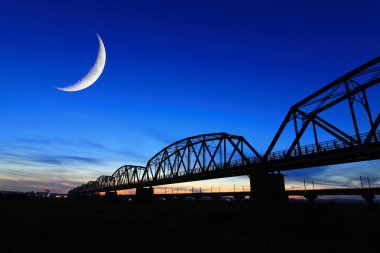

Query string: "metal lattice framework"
[[96, 175, 113, 189], [69, 56, 380, 196], [264, 56, 380, 161], [111, 165, 146, 187], [142, 133, 261, 182], [69, 133, 261, 194]]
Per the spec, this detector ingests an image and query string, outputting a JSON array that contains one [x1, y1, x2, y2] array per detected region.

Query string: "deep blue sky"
[[0, 0, 379, 193]]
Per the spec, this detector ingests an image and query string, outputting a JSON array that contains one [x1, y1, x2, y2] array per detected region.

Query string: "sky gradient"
[[0, 0, 380, 193]]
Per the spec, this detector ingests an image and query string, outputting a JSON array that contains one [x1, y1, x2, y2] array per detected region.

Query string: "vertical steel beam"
[[364, 113, 380, 145], [312, 121, 319, 151], [361, 89, 374, 127], [344, 81, 361, 143], [223, 138, 226, 166], [202, 141, 206, 172], [187, 145, 191, 174], [285, 119, 311, 157], [293, 113, 302, 156], [361, 89, 377, 142]]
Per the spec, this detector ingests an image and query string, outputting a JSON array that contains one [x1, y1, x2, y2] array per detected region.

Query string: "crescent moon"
[[55, 33, 106, 92]]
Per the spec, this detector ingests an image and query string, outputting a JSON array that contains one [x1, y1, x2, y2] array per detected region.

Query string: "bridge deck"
[[69, 56, 380, 196], [96, 139, 380, 193], [147, 187, 380, 198]]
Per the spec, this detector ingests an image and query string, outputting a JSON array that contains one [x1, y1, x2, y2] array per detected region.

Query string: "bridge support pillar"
[[136, 187, 154, 202], [361, 193, 375, 205], [90, 192, 100, 200], [250, 172, 288, 207], [304, 193, 318, 203], [105, 191, 117, 200]]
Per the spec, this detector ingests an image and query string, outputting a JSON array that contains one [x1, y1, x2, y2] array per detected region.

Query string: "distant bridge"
[[152, 187, 380, 198], [96, 187, 380, 204], [69, 56, 380, 205]]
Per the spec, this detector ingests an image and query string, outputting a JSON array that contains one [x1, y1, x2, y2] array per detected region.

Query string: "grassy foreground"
[[1, 199, 380, 252]]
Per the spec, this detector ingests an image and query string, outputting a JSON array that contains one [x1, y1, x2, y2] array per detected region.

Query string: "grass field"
[[1, 199, 380, 252]]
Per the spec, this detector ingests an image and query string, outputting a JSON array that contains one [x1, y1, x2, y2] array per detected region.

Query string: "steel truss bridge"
[[146, 187, 380, 204], [69, 56, 380, 198]]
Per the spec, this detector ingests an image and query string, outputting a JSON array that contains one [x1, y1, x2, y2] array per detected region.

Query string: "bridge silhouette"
[[69, 56, 380, 205], [143, 187, 380, 204]]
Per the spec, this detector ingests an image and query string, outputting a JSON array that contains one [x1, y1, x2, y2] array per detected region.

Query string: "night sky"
[[0, 0, 379, 193]]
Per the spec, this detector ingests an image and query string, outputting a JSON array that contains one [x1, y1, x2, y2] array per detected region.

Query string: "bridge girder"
[[95, 175, 113, 190], [68, 56, 380, 197], [142, 132, 261, 183], [111, 165, 146, 187], [263, 56, 380, 161]]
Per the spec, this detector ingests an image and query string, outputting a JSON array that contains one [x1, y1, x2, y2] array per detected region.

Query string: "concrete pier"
[[90, 192, 100, 200], [136, 187, 154, 202], [361, 193, 375, 204], [250, 172, 289, 206], [105, 191, 117, 200], [304, 193, 318, 203]]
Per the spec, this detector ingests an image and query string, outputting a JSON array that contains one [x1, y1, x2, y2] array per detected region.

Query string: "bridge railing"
[[265, 130, 380, 162], [69, 130, 380, 194], [138, 130, 380, 183]]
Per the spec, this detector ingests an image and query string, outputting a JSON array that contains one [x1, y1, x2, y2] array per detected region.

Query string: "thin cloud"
[[285, 160, 380, 188], [0, 178, 83, 193], [119, 147, 150, 161], [32, 155, 102, 165], [0, 135, 148, 163], [15, 137, 53, 145], [0, 151, 102, 166], [80, 139, 149, 160], [139, 126, 177, 145]]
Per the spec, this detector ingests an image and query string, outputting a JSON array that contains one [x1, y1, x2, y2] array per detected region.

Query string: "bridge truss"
[[69, 56, 380, 196]]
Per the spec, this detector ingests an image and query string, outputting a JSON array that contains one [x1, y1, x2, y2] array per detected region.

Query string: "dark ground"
[[1, 199, 380, 253]]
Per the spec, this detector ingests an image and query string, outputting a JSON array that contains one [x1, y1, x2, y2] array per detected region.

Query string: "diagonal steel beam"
[[314, 78, 380, 115], [294, 56, 380, 108], [285, 119, 310, 157], [364, 113, 380, 145]]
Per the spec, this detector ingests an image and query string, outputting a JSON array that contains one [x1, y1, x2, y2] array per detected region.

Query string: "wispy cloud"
[[285, 160, 380, 189], [3, 132, 380, 194], [0, 177, 83, 193], [143, 127, 176, 145], [15, 137, 53, 145], [311, 161, 380, 187], [79, 139, 149, 160], [32, 155, 102, 165], [0, 135, 148, 162], [0, 135, 145, 193], [0, 151, 102, 166]]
